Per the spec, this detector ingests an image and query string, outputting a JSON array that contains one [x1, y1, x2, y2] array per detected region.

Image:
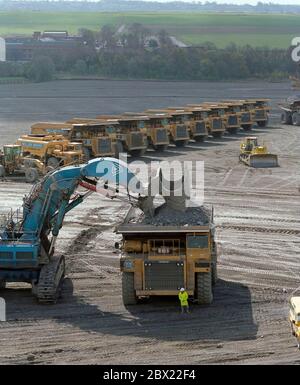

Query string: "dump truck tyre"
[[194, 136, 206, 143], [174, 140, 188, 147], [281, 111, 292, 125], [0, 165, 5, 177], [227, 127, 238, 134], [115, 141, 124, 158], [257, 120, 268, 128], [25, 168, 39, 183], [82, 147, 91, 162], [129, 149, 146, 157], [242, 124, 252, 131], [196, 272, 213, 305], [153, 144, 168, 152], [292, 112, 300, 126], [212, 261, 218, 286], [122, 272, 137, 305], [47, 157, 60, 169], [212, 132, 223, 138]]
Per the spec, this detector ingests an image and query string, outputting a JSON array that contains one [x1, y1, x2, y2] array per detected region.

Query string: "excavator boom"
[[0, 157, 151, 302]]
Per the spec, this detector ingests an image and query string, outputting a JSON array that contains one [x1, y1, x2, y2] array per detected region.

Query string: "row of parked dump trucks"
[[0, 99, 269, 183]]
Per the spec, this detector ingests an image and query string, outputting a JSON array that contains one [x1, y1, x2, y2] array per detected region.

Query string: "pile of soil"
[[141, 203, 211, 226]]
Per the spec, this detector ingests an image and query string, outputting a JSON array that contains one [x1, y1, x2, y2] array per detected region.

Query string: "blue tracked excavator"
[[0, 157, 152, 303]]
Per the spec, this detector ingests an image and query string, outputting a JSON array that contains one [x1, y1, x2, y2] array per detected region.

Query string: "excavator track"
[[37, 255, 65, 304]]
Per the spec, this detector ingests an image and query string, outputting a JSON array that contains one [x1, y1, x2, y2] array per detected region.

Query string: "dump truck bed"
[[117, 205, 213, 234]]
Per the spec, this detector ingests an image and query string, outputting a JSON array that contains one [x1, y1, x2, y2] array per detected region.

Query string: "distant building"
[[2, 31, 84, 62]]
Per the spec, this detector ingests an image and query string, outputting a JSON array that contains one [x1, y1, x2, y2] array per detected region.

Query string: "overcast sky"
[[139, 0, 300, 4]]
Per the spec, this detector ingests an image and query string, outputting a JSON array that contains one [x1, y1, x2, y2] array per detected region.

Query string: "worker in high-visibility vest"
[[178, 287, 190, 314]]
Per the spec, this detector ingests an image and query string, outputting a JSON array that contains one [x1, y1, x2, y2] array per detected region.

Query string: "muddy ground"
[[0, 80, 300, 365]]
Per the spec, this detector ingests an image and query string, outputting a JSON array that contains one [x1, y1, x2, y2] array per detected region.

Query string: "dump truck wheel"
[[82, 147, 92, 162], [115, 141, 124, 158], [196, 272, 213, 305], [129, 149, 146, 157], [122, 272, 137, 305], [194, 136, 206, 143], [281, 111, 292, 125], [292, 112, 300, 126], [257, 120, 268, 128], [25, 168, 39, 183], [227, 127, 238, 134], [153, 144, 168, 152], [242, 124, 252, 131], [212, 260, 218, 286], [212, 132, 223, 138], [0, 165, 5, 178], [174, 140, 188, 147], [47, 157, 60, 169]]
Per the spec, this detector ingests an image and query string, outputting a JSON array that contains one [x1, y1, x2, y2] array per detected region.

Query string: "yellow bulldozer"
[[239, 137, 278, 168]]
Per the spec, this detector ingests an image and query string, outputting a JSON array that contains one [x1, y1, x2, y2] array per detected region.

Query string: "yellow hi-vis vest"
[[179, 291, 188, 306]]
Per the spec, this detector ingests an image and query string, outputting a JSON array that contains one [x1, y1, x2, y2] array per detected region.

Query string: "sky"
[[139, 0, 300, 4]]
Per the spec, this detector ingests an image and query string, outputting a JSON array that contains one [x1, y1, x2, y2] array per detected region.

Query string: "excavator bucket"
[[248, 153, 278, 168]]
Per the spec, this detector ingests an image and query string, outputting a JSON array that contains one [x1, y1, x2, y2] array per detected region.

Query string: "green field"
[[1, 11, 299, 48]]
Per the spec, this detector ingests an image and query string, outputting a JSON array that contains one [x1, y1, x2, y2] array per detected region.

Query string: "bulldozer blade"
[[249, 154, 278, 168]]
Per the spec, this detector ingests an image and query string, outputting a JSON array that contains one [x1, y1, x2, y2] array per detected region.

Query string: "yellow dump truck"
[[117, 205, 217, 305], [191, 104, 225, 138], [184, 105, 209, 142], [17, 134, 83, 169], [246, 99, 270, 128], [31, 122, 73, 137], [97, 115, 148, 157], [32, 120, 119, 160], [124, 112, 170, 151], [66, 118, 119, 159], [237, 100, 255, 131], [217, 102, 242, 134], [145, 109, 190, 147]]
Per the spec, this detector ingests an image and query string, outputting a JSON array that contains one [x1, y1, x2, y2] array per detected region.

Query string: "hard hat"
[[180, 287, 185, 292]]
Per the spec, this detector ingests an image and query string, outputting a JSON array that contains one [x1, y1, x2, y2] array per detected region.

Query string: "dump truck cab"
[[289, 297, 300, 341], [124, 112, 170, 152], [17, 134, 83, 169], [97, 115, 148, 157], [117, 206, 217, 305], [194, 104, 225, 138], [246, 99, 270, 127], [185, 105, 209, 142], [145, 109, 190, 147]]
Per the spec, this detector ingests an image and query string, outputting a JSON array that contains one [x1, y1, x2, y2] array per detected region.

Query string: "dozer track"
[[37, 255, 65, 303]]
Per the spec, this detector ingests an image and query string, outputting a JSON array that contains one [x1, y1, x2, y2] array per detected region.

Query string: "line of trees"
[[0, 24, 297, 82]]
